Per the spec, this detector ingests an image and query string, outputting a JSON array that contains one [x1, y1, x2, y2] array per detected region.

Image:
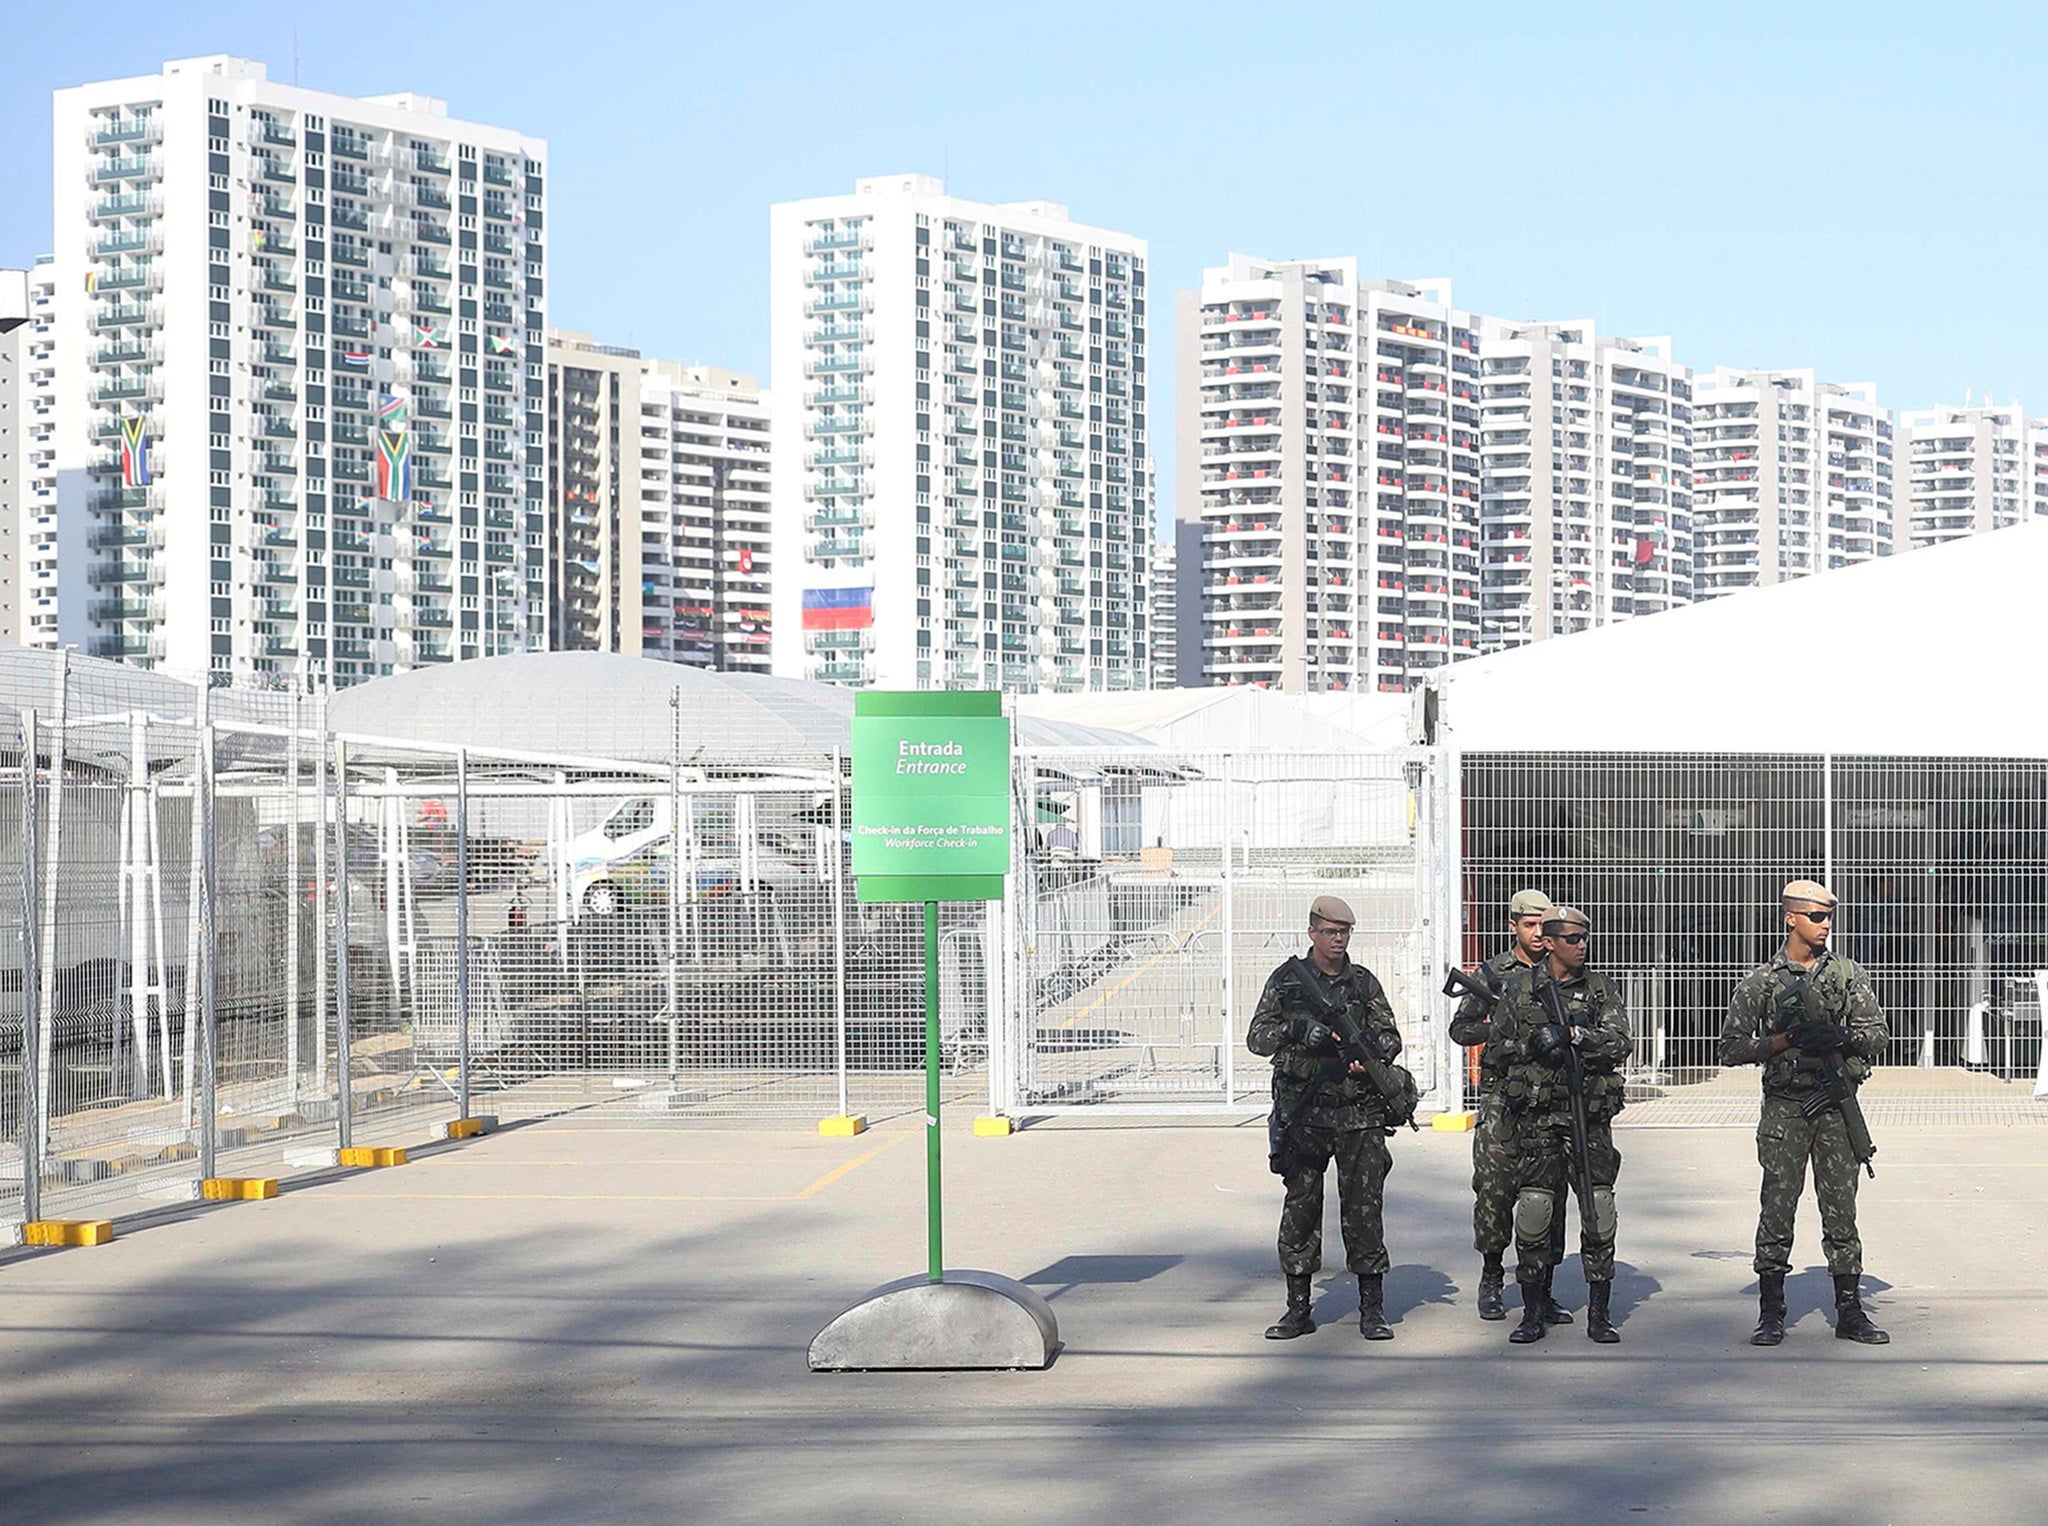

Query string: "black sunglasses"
[[1309, 923, 1351, 935], [1793, 908, 1833, 923], [1552, 931, 1588, 945]]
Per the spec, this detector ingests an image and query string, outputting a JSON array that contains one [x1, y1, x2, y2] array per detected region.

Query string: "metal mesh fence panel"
[[1459, 751, 2048, 1125], [1007, 748, 1453, 1115], [342, 752, 947, 1129]]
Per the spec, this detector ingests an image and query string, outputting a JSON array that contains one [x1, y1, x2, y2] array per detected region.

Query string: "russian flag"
[[802, 586, 873, 631]]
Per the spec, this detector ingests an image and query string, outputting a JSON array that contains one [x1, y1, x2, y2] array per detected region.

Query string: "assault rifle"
[[1443, 962, 1501, 1010], [1776, 968, 1878, 1178], [1287, 957, 1420, 1131], [1532, 971, 1601, 1230]]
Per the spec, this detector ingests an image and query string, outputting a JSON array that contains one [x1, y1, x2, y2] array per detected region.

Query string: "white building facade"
[[547, 335, 773, 672], [1895, 402, 2046, 552], [51, 54, 548, 685], [0, 269, 31, 643], [8, 264, 60, 646], [1176, 256, 1480, 693], [1691, 367, 1894, 598], [1477, 320, 1693, 651], [769, 174, 1152, 691], [1147, 531, 1177, 689]]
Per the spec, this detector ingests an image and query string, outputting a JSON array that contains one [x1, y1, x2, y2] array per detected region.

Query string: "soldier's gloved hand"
[[1284, 1016, 1335, 1050], [1529, 1023, 1570, 1064], [1787, 1019, 1846, 1054]]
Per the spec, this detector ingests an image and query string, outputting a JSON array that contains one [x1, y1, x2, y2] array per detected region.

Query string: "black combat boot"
[[1750, 1272, 1786, 1347], [1541, 1267, 1574, 1324], [1476, 1255, 1507, 1321], [1357, 1274, 1393, 1341], [1832, 1273, 1889, 1345], [1508, 1277, 1548, 1344], [1264, 1273, 1316, 1340], [1586, 1279, 1620, 1343]]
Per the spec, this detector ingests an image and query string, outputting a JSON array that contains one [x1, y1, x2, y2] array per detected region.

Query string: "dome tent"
[[327, 650, 1148, 764]]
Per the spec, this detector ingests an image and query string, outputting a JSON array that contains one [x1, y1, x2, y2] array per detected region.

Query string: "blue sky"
[[5, 0, 2044, 520]]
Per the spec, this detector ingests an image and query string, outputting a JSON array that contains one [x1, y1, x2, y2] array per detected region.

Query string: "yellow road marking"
[[310, 1129, 923, 1204], [425, 1159, 791, 1167], [341, 1193, 792, 1202], [797, 1127, 920, 1199], [1060, 902, 1221, 1030]]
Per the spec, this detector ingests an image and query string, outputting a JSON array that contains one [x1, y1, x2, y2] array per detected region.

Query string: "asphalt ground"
[[0, 1111, 2043, 1524]]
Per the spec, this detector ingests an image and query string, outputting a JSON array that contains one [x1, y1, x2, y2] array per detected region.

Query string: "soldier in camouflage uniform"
[[1720, 879, 1890, 1346], [1448, 888, 1567, 1322], [1248, 895, 1407, 1342], [1488, 906, 1633, 1345]]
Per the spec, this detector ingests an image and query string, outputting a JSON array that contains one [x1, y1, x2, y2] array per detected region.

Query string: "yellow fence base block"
[[445, 1118, 490, 1141], [21, 1220, 116, 1248], [1431, 1111, 1476, 1132], [817, 1115, 868, 1138], [337, 1147, 408, 1168], [972, 1116, 1015, 1138], [200, 1177, 279, 1201]]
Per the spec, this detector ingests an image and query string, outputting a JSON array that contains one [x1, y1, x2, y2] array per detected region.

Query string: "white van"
[[568, 792, 833, 918]]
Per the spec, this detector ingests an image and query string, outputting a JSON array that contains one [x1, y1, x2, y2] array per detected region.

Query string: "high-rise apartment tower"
[[769, 174, 1151, 691], [51, 55, 548, 684]]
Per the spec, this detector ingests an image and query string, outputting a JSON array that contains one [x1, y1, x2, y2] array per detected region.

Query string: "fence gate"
[[1000, 746, 1458, 1117]]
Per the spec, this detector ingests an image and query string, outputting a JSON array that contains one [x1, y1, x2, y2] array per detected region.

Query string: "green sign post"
[[808, 691, 1055, 1370], [851, 691, 1009, 1283]]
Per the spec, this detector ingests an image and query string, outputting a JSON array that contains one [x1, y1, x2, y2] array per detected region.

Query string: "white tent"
[[1016, 686, 1409, 752], [1430, 520, 2048, 756]]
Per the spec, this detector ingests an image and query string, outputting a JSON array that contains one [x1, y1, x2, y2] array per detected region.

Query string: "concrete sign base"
[[808, 1269, 1060, 1372]]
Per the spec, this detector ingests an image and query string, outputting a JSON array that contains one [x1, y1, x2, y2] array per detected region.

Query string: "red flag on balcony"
[[1632, 538, 1655, 564]]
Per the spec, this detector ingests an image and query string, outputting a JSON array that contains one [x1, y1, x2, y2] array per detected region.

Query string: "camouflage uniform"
[[1248, 958, 1404, 1277], [1447, 947, 1536, 1258], [1491, 963, 1632, 1284], [1720, 950, 1887, 1277]]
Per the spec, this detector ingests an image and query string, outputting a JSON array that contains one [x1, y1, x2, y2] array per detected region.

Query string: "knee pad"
[[1514, 1189, 1554, 1242], [1591, 1186, 1617, 1240]]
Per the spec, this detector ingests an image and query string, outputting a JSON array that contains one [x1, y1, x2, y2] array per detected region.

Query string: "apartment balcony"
[[805, 293, 872, 317], [806, 415, 867, 438], [91, 156, 160, 186], [89, 556, 163, 587], [809, 322, 871, 345], [92, 118, 161, 147], [92, 375, 162, 404], [88, 632, 165, 662], [86, 520, 164, 552], [92, 192, 162, 222], [414, 220, 453, 245], [806, 227, 870, 254], [92, 303, 158, 331]]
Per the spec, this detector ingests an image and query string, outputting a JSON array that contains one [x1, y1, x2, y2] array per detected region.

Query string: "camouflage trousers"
[[1755, 1091, 1864, 1277], [1277, 1123, 1393, 1277], [1471, 1091, 1519, 1257], [1514, 1118, 1621, 1284]]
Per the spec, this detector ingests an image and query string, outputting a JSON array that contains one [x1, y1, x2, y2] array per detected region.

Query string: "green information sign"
[[850, 690, 1011, 1284], [852, 691, 1010, 904]]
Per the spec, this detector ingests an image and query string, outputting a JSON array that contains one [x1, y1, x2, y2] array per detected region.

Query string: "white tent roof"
[[330, 651, 1147, 762], [1430, 519, 2048, 756], [1016, 687, 1409, 751]]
